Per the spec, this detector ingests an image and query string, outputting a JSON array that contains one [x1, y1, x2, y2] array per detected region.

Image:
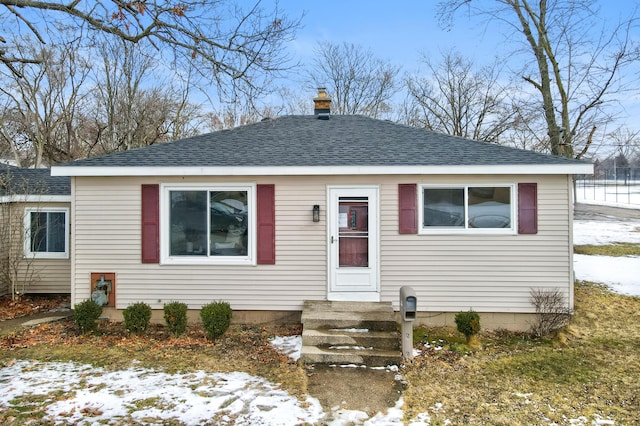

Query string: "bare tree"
[[0, 167, 46, 299], [605, 128, 640, 184], [438, 0, 639, 158], [203, 85, 311, 131], [307, 41, 400, 118], [608, 127, 640, 161], [86, 38, 202, 156], [403, 50, 517, 143], [0, 36, 92, 167], [0, 0, 300, 97]]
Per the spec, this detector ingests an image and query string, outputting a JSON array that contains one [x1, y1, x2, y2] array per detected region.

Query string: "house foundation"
[[100, 308, 537, 332]]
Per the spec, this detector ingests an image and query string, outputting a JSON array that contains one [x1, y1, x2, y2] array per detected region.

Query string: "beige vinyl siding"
[[380, 175, 572, 313], [72, 176, 329, 309], [1, 201, 71, 295], [24, 258, 71, 293], [70, 174, 573, 314]]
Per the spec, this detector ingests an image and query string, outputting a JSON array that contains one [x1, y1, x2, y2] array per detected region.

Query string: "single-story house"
[[0, 163, 71, 297], [51, 91, 592, 330]]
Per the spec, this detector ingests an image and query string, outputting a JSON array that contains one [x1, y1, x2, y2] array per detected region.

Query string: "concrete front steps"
[[300, 300, 402, 366]]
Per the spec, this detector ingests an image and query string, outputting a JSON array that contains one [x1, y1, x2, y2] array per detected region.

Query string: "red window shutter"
[[257, 184, 276, 264], [398, 184, 417, 234], [141, 184, 160, 263], [518, 183, 538, 234]]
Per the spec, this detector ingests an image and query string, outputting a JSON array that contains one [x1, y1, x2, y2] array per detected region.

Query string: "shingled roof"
[[1, 163, 71, 196], [52, 115, 590, 175]]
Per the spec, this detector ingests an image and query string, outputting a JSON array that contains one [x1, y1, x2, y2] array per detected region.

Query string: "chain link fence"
[[576, 166, 640, 206]]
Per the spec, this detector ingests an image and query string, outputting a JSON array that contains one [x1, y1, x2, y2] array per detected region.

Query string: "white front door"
[[328, 186, 379, 301]]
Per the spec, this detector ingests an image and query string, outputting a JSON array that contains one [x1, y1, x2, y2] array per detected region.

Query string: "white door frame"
[[327, 185, 380, 301]]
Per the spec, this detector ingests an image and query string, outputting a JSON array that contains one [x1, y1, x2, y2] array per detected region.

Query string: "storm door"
[[328, 186, 379, 301]]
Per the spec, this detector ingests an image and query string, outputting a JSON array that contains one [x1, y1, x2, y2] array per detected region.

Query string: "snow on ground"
[[574, 254, 640, 296], [0, 359, 324, 425], [1, 202, 638, 425], [573, 219, 640, 296]]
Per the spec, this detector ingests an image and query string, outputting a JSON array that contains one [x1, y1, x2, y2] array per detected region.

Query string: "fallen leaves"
[[0, 295, 69, 320]]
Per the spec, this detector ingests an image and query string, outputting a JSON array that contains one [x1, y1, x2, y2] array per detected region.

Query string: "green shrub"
[[455, 310, 481, 342], [200, 301, 232, 340], [164, 301, 188, 336], [123, 302, 152, 334], [73, 299, 103, 334]]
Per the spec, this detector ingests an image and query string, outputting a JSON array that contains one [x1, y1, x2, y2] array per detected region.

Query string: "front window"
[[163, 184, 254, 264], [421, 185, 514, 233], [24, 208, 69, 258]]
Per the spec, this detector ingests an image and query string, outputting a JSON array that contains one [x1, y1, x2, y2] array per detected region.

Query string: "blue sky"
[[275, 0, 640, 147], [279, 0, 494, 69], [278, 0, 640, 70]]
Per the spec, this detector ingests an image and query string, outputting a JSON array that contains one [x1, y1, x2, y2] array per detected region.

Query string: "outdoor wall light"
[[312, 204, 320, 222]]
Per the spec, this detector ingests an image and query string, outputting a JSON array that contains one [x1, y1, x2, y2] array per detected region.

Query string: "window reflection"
[[422, 186, 512, 229], [210, 191, 248, 256], [423, 188, 465, 227], [169, 189, 248, 257]]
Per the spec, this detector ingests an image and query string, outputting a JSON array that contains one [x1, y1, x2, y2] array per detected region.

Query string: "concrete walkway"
[[574, 202, 640, 220], [0, 309, 72, 337]]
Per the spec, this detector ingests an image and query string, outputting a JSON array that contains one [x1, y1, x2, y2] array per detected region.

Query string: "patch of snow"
[[329, 328, 369, 333], [269, 335, 302, 360], [364, 396, 405, 425], [574, 254, 640, 296], [0, 360, 324, 425], [574, 220, 640, 245], [328, 408, 370, 425], [408, 411, 432, 425], [329, 345, 373, 350], [573, 217, 640, 297]]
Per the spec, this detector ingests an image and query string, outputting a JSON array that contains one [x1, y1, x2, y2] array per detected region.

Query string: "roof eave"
[[51, 164, 594, 177], [0, 195, 71, 203]]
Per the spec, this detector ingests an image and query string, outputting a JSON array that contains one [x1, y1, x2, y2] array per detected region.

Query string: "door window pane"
[[338, 199, 369, 267]]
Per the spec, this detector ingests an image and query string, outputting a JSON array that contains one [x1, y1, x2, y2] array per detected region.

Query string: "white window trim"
[[160, 183, 257, 266], [23, 207, 70, 259], [418, 183, 517, 235]]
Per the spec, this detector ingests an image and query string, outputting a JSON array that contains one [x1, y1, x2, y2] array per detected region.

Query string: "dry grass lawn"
[[403, 281, 640, 424]]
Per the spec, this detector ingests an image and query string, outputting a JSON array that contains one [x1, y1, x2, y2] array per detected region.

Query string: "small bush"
[[123, 302, 152, 334], [455, 310, 481, 342], [164, 301, 188, 336], [529, 288, 572, 337], [73, 299, 103, 334], [200, 301, 232, 340]]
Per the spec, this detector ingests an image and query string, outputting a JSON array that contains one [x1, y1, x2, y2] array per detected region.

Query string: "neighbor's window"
[[24, 208, 69, 258], [163, 184, 254, 264], [421, 185, 514, 232]]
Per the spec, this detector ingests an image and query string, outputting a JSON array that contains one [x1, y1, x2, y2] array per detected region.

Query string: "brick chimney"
[[313, 87, 331, 119]]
